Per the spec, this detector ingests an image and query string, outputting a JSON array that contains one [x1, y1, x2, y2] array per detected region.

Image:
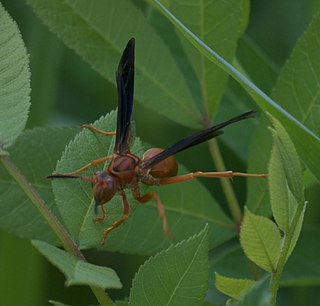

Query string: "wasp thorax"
[[92, 171, 117, 205], [143, 148, 178, 178], [109, 155, 139, 184]]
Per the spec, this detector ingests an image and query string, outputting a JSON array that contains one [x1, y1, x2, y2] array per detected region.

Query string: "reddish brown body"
[[48, 39, 266, 244], [109, 153, 140, 184], [143, 148, 178, 178], [84, 148, 175, 241], [93, 150, 178, 202]]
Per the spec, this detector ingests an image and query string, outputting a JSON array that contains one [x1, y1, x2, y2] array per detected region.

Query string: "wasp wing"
[[140, 110, 256, 170], [114, 38, 135, 154]]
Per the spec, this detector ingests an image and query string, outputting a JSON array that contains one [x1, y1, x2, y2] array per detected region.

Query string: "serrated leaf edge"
[[129, 225, 208, 303]]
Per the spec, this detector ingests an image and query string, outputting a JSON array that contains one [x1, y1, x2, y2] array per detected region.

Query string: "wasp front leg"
[[94, 204, 106, 223], [100, 192, 130, 244], [82, 124, 116, 137]]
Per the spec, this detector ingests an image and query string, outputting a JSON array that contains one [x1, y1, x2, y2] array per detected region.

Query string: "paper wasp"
[[48, 38, 266, 244]]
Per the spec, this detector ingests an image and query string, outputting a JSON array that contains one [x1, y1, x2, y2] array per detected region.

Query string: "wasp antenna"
[[47, 174, 80, 179], [47, 174, 92, 182]]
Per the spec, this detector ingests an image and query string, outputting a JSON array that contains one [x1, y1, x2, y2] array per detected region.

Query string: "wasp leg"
[[94, 204, 106, 223], [133, 187, 170, 237], [100, 192, 130, 244], [154, 171, 267, 186], [49, 155, 113, 178], [82, 124, 116, 137]]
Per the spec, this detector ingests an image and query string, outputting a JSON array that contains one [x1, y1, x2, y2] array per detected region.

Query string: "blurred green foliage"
[[0, 0, 319, 305]]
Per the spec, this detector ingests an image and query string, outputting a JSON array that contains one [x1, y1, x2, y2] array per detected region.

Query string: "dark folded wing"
[[140, 110, 256, 170], [114, 38, 135, 154]]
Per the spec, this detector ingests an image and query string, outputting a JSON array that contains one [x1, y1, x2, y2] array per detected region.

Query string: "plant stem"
[[0, 155, 113, 306], [270, 201, 306, 305], [208, 140, 242, 224], [1, 155, 81, 257]]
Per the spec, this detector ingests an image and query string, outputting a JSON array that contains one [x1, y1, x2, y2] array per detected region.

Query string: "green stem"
[[208, 140, 242, 224], [0, 155, 113, 306], [270, 201, 306, 305]]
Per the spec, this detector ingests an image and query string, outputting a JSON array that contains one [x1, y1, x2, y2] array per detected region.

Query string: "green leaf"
[[246, 116, 272, 215], [26, 0, 201, 128], [269, 115, 306, 259], [32, 240, 121, 289], [168, 0, 243, 116], [150, 0, 320, 181], [269, 116, 304, 205], [286, 199, 306, 262], [239, 0, 250, 35], [237, 36, 279, 93], [240, 208, 281, 272], [211, 229, 320, 288], [0, 128, 78, 242], [51, 111, 235, 253], [128, 226, 208, 306], [236, 275, 272, 306], [269, 138, 306, 246], [269, 11, 320, 182], [269, 140, 292, 231], [0, 3, 30, 152], [215, 273, 255, 300], [271, 11, 320, 137]]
